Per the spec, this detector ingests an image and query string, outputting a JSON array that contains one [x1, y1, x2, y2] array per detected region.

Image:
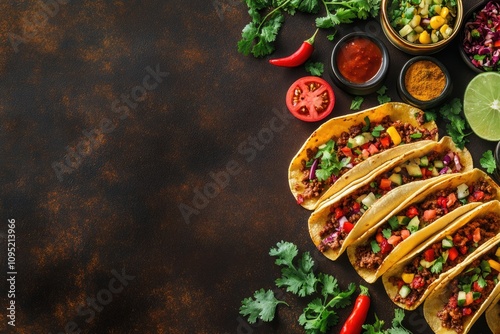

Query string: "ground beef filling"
[[298, 115, 437, 201], [389, 214, 499, 307], [354, 180, 497, 270], [436, 257, 499, 334]]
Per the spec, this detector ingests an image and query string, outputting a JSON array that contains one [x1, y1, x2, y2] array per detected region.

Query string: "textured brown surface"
[[0, 0, 496, 333]]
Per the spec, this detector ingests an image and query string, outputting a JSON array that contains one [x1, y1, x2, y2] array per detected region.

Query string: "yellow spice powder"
[[404, 60, 446, 101]]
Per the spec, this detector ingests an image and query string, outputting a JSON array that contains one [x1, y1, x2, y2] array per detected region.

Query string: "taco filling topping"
[[436, 246, 500, 334], [318, 150, 464, 253], [354, 179, 497, 271], [296, 114, 437, 204], [388, 213, 500, 308]]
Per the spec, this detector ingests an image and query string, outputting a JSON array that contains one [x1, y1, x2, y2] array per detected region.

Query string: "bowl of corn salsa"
[[380, 0, 463, 54]]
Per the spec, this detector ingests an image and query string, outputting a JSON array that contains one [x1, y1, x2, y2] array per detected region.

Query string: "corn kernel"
[[440, 6, 449, 18], [440, 24, 452, 38], [419, 30, 431, 44], [402, 273, 415, 284], [430, 15, 445, 29]]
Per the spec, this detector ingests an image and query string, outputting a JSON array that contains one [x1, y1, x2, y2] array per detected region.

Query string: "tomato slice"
[[285, 76, 335, 122]]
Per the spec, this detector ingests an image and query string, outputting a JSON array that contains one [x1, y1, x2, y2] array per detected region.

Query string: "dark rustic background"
[[0, 0, 496, 333]]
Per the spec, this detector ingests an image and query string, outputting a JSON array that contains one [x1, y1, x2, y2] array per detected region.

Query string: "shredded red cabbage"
[[462, 1, 500, 71]]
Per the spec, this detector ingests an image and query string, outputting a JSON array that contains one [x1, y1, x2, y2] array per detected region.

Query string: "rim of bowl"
[[458, 0, 500, 73], [381, 0, 463, 50], [330, 32, 390, 89], [398, 56, 452, 107]]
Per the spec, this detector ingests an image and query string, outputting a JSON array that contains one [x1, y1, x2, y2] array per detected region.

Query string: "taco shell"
[[382, 201, 500, 311], [423, 240, 500, 334], [288, 102, 438, 210], [346, 168, 500, 283], [486, 289, 500, 334], [308, 136, 473, 261]]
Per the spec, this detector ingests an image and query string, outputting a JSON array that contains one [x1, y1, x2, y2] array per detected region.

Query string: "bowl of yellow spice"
[[397, 56, 452, 109], [380, 0, 463, 55]]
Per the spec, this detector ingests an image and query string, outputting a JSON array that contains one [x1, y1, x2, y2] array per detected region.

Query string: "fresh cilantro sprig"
[[305, 60, 325, 76], [240, 289, 288, 324], [425, 98, 472, 149], [299, 278, 356, 333], [480, 150, 497, 174], [238, 0, 382, 58], [240, 241, 358, 333], [351, 96, 364, 110], [362, 308, 413, 334], [312, 140, 351, 181], [377, 85, 391, 104]]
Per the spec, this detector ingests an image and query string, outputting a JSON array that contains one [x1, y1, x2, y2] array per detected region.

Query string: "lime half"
[[464, 72, 500, 141]]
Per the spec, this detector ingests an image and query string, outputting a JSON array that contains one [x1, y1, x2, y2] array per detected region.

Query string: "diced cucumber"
[[399, 285, 411, 298], [442, 237, 454, 249], [407, 216, 420, 233], [457, 291, 466, 307], [457, 183, 469, 199], [389, 173, 403, 186], [405, 162, 423, 177], [431, 167, 440, 176], [420, 258, 436, 268], [434, 160, 444, 168], [399, 24, 413, 37], [397, 216, 410, 225], [348, 134, 367, 148], [362, 132, 374, 142], [419, 156, 429, 166], [362, 192, 377, 208]]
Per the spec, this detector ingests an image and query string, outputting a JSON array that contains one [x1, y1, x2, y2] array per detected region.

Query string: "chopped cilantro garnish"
[[480, 150, 497, 174], [371, 240, 381, 254], [371, 125, 385, 137], [351, 96, 364, 110], [313, 140, 351, 181], [305, 60, 324, 76]]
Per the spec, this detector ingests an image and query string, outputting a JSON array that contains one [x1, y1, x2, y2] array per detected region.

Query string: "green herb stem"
[[256, 0, 293, 32]]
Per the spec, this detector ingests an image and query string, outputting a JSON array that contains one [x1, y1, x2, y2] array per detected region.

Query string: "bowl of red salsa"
[[330, 32, 390, 95]]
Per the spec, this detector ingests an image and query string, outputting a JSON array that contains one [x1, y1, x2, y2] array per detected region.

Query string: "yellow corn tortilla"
[[346, 168, 500, 283], [288, 102, 438, 210], [382, 201, 500, 311], [423, 240, 500, 334], [308, 136, 473, 261], [485, 289, 500, 334]]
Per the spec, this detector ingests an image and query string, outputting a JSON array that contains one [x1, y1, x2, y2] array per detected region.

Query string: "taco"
[[423, 241, 500, 334], [346, 168, 500, 283], [288, 102, 438, 210], [309, 136, 472, 261], [485, 289, 500, 334], [382, 201, 500, 311]]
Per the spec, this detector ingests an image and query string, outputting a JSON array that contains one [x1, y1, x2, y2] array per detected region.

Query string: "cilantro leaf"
[[313, 140, 351, 181], [351, 96, 364, 110], [270, 241, 317, 297], [429, 98, 471, 149], [240, 289, 287, 323], [372, 125, 385, 137], [371, 240, 381, 254], [305, 60, 324, 76], [480, 150, 497, 174], [362, 308, 412, 334], [377, 85, 391, 104]]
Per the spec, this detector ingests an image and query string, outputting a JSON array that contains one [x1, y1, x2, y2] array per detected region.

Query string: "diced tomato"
[[396, 278, 405, 290], [448, 247, 459, 261], [380, 136, 391, 148], [352, 202, 361, 212], [380, 239, 393, 254], [473, 281, 484, 292], [446, 193, 457, 207], [376, 231, 384, 243], [465, 291, 474, 306], [437, 196, 447, 208], [423, 248, 435, 262], [423, 209, 437, 222], [473, 227, 481, 243], [410, 276, 425, 289], [297, 194, 304, 205], [463, 308, 472, 316], [387, 235, 402, 246], [406, 206, 419, 218], [343, 221, 354, 233], [401, 229, 411, 240], [361, 149, 370, 159], [473, 190, 485, 201], [341, 146, 353, 158], [379, 178, 392, 190], [361, 142, 371, 150], [368, 144, 379, 155], [494, 40, 500, 48], [459, 245, 468, 255], [335, 207, 344, 220]]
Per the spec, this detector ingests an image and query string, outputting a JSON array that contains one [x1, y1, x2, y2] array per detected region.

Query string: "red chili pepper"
[[268, 29, 319, 67], [340, 285, 370, 334]]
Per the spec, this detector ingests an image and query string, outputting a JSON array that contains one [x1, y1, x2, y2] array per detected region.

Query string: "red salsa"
[[336, 37, 383, 84]]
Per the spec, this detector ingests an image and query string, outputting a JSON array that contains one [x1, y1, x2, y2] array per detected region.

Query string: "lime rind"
[[464, 72, 500, 141]]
